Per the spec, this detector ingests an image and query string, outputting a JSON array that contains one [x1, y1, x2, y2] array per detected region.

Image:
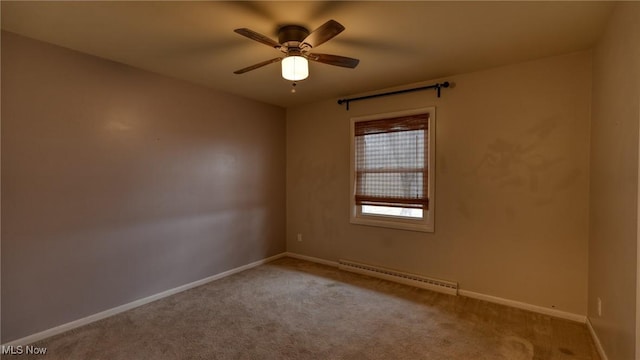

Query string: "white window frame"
[[349, 107, 435, 233]]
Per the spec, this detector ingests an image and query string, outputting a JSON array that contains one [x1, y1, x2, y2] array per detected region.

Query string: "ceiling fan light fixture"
[[234, 20, 358, 79], [281, 56, 308, 81]]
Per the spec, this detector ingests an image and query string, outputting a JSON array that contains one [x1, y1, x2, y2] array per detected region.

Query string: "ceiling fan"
[[233, 20, 360, 82]]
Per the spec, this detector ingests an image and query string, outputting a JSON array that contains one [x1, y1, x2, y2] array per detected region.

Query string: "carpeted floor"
[[6, 257, 599, 359]]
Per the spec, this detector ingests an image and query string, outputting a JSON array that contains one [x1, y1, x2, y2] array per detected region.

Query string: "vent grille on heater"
[[338, 259, 458, 296]]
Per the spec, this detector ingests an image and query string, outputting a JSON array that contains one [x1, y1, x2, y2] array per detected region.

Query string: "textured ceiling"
[[1, 1, 614, 108]]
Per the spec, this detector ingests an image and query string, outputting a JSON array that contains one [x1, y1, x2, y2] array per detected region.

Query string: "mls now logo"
[[1, 345, 48, 355]]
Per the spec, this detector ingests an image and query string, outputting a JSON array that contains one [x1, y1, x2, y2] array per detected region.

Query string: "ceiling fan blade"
[[301, 20, 345, 49], [234, 57, 282, 74], [234, 28, 281, 49], [308, 53, 359, 68]]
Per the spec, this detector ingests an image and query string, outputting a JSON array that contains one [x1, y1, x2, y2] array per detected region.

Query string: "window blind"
[[354, 113, 429, 209]]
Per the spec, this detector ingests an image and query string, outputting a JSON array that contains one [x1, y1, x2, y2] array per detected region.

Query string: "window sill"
[[350, 216, 434, 233]]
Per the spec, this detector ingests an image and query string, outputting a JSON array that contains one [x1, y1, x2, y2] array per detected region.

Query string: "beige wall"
[[588, 3, 640, 359], [287, 51, 592, 315], [1, 31, 286, 343]]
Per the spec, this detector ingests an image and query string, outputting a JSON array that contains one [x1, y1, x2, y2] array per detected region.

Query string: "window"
[[350, 107, 435, 232]]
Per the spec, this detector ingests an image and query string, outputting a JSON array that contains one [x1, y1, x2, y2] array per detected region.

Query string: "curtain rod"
[[337, 81, 450, 110]]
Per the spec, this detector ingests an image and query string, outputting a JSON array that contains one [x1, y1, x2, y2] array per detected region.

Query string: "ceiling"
[[1, 1, 614, 108]]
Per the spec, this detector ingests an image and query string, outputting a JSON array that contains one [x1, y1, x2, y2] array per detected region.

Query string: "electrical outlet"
[[597, 297, 602, 316], [297, 233, 302, 242]]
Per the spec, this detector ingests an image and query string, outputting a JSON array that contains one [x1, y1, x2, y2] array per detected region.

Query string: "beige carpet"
[[6, 257, 599, 359]]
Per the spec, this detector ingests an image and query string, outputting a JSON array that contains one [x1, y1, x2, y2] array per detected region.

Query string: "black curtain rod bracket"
[[337, 81, 450, 110]]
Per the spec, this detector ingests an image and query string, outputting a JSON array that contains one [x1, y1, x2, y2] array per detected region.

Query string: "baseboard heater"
[[338, 259, 458, 296]]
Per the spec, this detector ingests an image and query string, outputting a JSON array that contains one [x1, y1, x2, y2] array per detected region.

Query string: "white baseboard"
[[586, 317, 608, 360], [3, 252, 287, 347], [285, 253, 587, 324], [458, 289, 586, 323], [285, 252, 339, 267]]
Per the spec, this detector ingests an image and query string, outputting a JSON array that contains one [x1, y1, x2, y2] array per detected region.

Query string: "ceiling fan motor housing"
[[278, 25, 310, 50]]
